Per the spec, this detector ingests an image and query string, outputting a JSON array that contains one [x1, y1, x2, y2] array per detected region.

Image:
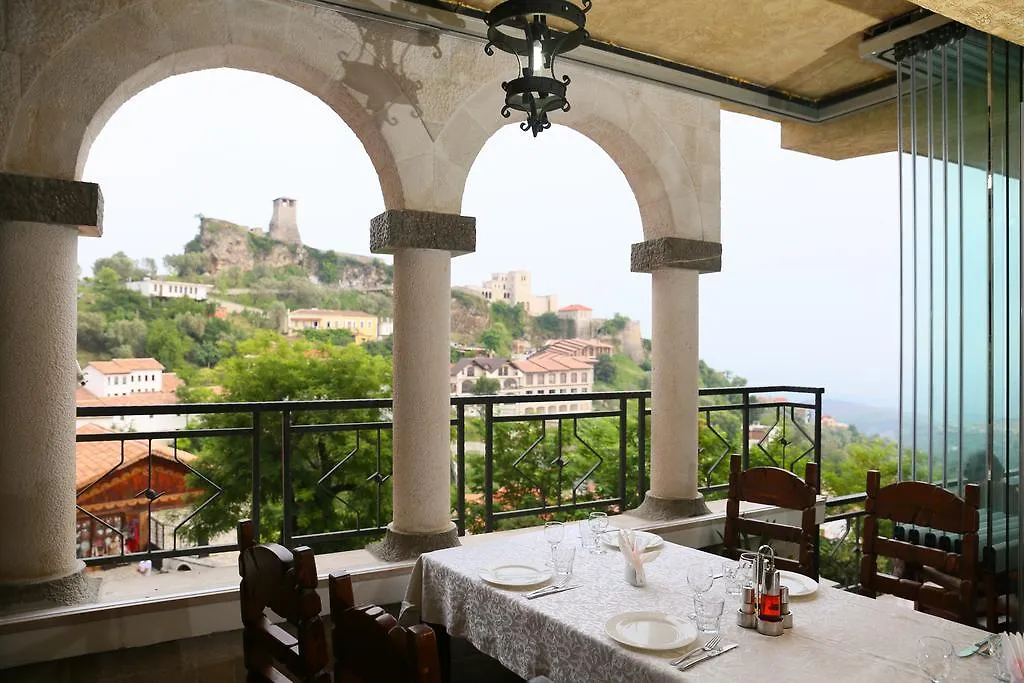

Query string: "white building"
[[82, 358, 166, 397], [450, 355, 593, 415], [378, 317, 394, 338], [126, 278, 209, 301], [479, 270, 558, 315], [77, 359, 185, 434]]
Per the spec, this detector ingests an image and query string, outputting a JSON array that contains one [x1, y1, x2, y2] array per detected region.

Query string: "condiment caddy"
[[736, 545, 791, 636]]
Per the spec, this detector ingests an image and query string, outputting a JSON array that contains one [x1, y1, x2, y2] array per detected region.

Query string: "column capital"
[[370, 209, 475, 256], [630, 237, 721, 274], [0, 172, 103, 236]]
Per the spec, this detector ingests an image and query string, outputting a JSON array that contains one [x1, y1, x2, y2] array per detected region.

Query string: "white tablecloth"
[[403, 528, 999, 682]]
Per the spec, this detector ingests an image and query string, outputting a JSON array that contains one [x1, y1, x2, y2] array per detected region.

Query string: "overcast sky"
[[82, 68, 899, 407]]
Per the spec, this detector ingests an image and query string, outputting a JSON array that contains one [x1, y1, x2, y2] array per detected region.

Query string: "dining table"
[[402, 525, 1004, 682]]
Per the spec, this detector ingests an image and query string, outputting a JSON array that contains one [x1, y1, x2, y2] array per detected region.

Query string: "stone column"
[[631, 237, 721, 520], [0, 173, 102, 607], [367, 210, 475, 561]]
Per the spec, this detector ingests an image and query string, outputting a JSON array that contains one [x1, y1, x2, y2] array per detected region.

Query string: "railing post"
[[251, 411, 262, 543], [456, 403, 466, 536], [281, 410, 293, 548], [637, 395, 647, 500], [618, 398, 628, 512], [484, 403, 494, 533], [741, 390, 751, 470], [814, 389, 823, 491]]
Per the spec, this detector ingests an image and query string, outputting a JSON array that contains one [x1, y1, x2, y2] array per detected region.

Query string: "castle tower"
[[268, 197, 301, 245]]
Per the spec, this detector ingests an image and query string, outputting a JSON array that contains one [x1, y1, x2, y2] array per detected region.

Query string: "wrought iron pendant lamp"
[[483, 0, 592, 136]]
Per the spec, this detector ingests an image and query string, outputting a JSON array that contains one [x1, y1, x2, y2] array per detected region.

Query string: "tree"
[[490, 302, 526, 339], [182, 333, 393, 546], [77, 311, 109, 354], [267, 302, 289, 334], [532, 312, 564, 340], [175, 313, 207, 341], [92, 251, 148, 281], [594, 355, 616, 385], [301, 328, 355, 346], [107, 318, 148, 357], [470, 377, 501, 395], [164, 252, 211, 278], [599, 313, 630, 336], [146, 318, 193, 369], [479, 322, 512, 356]]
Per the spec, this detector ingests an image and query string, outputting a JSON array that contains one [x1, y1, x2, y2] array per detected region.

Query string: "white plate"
[[605, 611, 697, 651], [779, 570, 819, 597], [479, 563, 552, 588], [600, 530, 664, 550]]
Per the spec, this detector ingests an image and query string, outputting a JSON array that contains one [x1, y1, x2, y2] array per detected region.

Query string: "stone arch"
[[437, 69, 703, 240], [1, 0, 436, 209]]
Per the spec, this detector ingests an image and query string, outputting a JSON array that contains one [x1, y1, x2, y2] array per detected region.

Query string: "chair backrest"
[[859, 471, 980, 624], [329, 571, 441, 683], [237, 519, 331, 683], [723, 454, 820, 579]]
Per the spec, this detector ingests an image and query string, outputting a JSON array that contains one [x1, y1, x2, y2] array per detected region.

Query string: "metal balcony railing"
[[74, 386, 824, 568]]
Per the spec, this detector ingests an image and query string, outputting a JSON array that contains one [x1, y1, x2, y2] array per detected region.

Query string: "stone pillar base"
[[368, 523, 460, 562], [633, 492, 710, 521], [0, 564, 95, 613]]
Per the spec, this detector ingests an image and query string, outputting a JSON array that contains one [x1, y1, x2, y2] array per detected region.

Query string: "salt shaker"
[[737, 585, 757, 629], [781, 585, 793, 629]]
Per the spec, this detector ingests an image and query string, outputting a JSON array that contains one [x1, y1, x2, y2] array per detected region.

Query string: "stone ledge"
[[630, 237, 721, 274], [631, 492, 710, 520], [367, 523, 460, 562], [370, 209, 475, 256], [0, 172, 103, 236], [0, 567, 94, 613]]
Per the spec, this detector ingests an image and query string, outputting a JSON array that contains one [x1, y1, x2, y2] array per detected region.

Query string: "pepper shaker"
[[781, 585, 793, 629]]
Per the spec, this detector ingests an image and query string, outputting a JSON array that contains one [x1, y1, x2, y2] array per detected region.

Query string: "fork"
[[670, 635, 721, 666]]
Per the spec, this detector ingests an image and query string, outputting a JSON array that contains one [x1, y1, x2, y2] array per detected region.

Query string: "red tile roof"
[[85, 358, 165, 374], [76, 424, 196, 489], [512, 354, 591, 373], [558, 304, 592, 312]]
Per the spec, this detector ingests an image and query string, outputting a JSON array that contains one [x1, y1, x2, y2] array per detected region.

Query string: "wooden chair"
[[723, 453, 820, 580], [859, 471, 980, 626], [329, 571, 441, 683], [237, 519, 331, 682]]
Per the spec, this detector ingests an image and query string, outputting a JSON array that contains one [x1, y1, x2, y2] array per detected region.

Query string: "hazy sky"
[[82, 68, 899, 407]]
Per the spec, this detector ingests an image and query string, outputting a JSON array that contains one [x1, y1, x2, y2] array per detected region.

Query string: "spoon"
[[957, 636, 992, 658]]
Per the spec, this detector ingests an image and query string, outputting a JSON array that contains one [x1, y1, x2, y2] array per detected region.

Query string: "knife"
[[678, 643, 738, 671], [525, 584, 582, 600]]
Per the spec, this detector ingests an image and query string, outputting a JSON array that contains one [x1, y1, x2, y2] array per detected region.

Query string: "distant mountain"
[[822, 398, 899, 439]]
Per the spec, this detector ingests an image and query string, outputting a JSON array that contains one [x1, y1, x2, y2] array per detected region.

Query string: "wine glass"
[[917, 636, 953, 682], [544, 521, 565, 567], [588, 512, 609, 553], [686, 563, 715, 619]]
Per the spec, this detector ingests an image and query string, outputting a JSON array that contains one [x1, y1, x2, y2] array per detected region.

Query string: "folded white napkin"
[[619, 530, 657, 584], [1002, 632, 1024, 682]]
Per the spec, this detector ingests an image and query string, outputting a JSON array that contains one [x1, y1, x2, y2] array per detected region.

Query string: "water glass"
[[578, 520, 599, 553], [588, 512, 609, 553], [544, 521, 565, 566], [916, 636, 953, 682], [553, 545, 576, 583], [722, 562, 742, 596], [738, 552, 757, 588], [686, 563, 715, 618], [694, 593, 725, 635], [990, 635, 1011, 682]]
